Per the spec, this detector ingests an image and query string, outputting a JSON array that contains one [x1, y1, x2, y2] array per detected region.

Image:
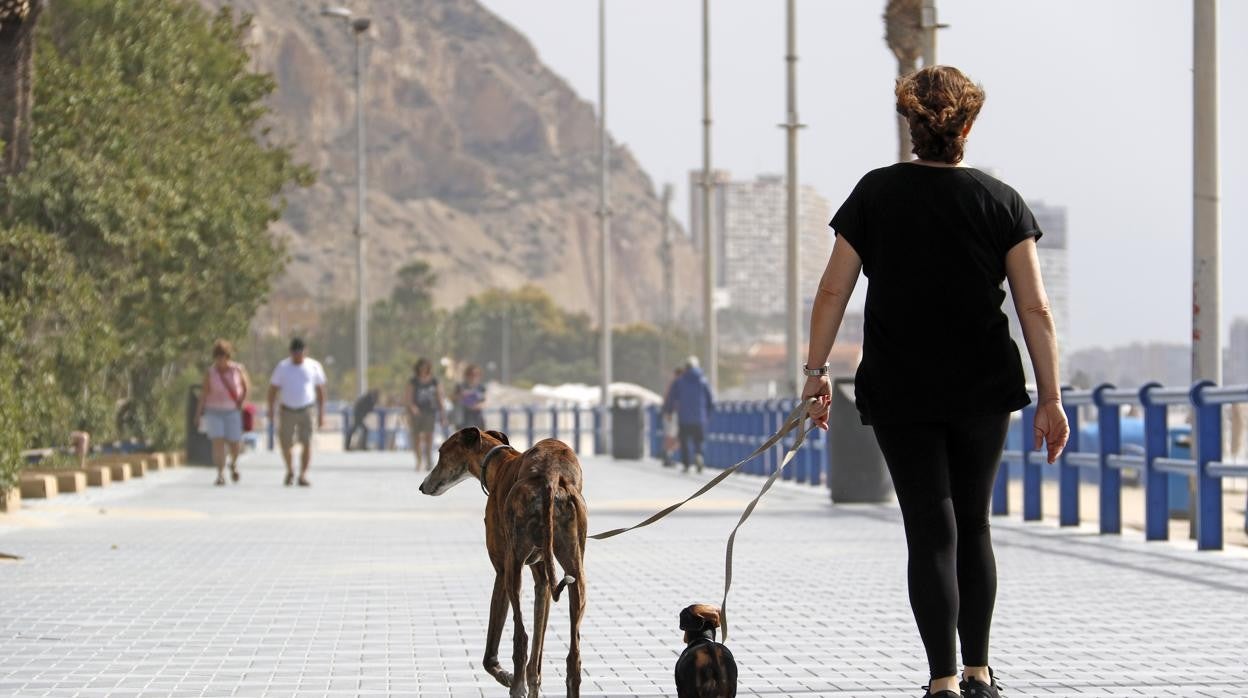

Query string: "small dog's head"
[[418, 427, 510, 496], [679, 604, 722, 643]]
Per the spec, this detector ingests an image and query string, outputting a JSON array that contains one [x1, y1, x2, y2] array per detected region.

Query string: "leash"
[[589, 397, 818, 640]]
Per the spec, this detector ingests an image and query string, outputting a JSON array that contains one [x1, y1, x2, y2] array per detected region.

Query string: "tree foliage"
[[0, 0, 309, 483]]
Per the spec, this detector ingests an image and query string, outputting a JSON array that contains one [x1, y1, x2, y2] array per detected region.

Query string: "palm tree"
[[1, 0, 42, 179], [883, 0, 922, 163]]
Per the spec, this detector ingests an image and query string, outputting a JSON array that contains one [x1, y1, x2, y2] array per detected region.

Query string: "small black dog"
[[675, 604, 737, 698]]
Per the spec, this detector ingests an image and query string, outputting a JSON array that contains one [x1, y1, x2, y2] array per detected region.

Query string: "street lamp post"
[[701, 0, 717, 393], [782, 0, 804, 396], [321, 6, 371, 399], [598, 0, 612, 453]]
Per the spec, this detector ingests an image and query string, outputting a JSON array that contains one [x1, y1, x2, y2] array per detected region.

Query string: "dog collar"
[[479, 444, 516, 496]]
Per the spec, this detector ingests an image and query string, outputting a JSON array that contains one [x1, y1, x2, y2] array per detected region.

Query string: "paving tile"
[[1, 450, 1245, 696]]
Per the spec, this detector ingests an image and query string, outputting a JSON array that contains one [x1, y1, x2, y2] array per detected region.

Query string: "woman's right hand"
[[1033, 400, 1070, 464], [801, 376, 832, 430]]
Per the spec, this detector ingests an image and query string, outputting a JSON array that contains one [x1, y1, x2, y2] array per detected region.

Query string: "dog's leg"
[[506, 557, 529, 698], [484, 572, 513, 687], [556, 531, 586, 698], [528, 564, 553, 697]]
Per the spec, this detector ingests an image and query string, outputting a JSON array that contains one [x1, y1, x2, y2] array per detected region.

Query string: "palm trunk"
[[0, 0, 42, 181], [895, 58, 915, 162]]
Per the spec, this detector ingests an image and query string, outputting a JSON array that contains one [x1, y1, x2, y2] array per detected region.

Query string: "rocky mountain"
[[197, 0, 699, 327]]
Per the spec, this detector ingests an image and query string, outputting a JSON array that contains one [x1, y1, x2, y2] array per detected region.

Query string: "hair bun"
[[895, 66, 985, 164]]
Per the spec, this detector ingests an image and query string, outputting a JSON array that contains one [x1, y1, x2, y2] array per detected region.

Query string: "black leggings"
[[871, 414, 1010, 680]]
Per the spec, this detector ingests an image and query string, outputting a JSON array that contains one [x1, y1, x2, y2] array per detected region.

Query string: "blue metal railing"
[[996, 382, 1248, 551]]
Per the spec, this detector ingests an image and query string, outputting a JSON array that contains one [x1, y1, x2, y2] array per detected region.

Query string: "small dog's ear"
[[485, 430, 510, 446], [679, 604, 721, 632], [461, 427, 481, 447]]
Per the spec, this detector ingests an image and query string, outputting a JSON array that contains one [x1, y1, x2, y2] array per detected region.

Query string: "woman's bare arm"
[[1005, 239, 1059, 403], [1005, 238, 1069, 462], [801, 237, 863, 427]]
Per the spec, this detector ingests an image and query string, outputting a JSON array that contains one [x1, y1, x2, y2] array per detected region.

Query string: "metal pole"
[[701, 0, 717, 393], [598, 0, 613, 449], [1192, 0, 1220, 540], [921, 0, 939, 67], [659, 183, 674, 387], [783, 0, 802, 396], [354, 23, 369, 398], [1192, 0, 1220, 386]]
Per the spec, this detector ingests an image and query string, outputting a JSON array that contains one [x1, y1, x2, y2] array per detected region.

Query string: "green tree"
[[2, 0, 310, 450]]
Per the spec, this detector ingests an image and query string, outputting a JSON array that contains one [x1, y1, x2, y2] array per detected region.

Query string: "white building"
[[1226, 317, 1248, 385], [689, 171, 833, 326]]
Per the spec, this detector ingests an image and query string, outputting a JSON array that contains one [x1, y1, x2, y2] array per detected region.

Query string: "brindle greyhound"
[[419, 427, 587, 698]]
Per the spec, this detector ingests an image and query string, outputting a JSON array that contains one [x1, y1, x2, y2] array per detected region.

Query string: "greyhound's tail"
[[543, 479, 576, 602]]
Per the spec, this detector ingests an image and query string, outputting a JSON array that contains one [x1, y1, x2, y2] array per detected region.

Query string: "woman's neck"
[[908, 158, 961, 168]]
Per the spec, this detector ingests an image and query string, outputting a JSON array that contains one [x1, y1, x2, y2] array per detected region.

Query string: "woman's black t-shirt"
[[830, 163, 1042, 425]]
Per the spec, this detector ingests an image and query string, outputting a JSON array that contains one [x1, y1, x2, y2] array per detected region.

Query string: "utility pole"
[[1192, 0, 1220, 540], [782, 0, 804, 396], [920, 0, 945, 67], [701, 0, 717, 392], [659, 183, 674, 387], [353, 16, 369, 398], [321, 6, 371, 398], [598, 0, 613, 450]]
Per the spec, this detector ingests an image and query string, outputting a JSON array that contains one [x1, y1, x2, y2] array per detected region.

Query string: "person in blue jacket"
[[663, 356, 714, 473]]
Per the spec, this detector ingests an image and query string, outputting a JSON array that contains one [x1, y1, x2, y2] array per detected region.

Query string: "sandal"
[[230, 467, 240, 483], [214, 476, 226, 486], [284, 472, 294, 487], [297, 476, 310, 487]]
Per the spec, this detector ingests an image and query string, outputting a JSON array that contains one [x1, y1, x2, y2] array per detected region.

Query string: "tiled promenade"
[[1, 449, 1246, 697]]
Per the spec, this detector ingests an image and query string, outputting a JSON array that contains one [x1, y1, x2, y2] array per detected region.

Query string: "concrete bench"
[[0, 487, 18, 513], [85, 464, 112, 487], [18, 474, 58, 499], [54, 471, 88, 493], [105, 462, 132, 482]]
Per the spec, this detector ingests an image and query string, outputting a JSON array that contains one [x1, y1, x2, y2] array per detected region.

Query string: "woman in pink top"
[[195, 339, 251, 485]]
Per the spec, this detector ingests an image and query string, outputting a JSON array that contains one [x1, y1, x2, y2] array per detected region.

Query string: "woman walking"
[[195, 339, 251, 486], [405, 358, 446, 471], [452, 364, 487, 430], [802, 66, 1068, 697]]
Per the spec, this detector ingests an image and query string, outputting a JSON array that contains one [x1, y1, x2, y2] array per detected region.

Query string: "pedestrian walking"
[[663, 356, 713, 473], [267, 337, 327, 487], [405, 358, 446, 471], [452, 364, 487, 430], [802, 66, 1069, 698], [194, 339, 251, 486], [660, 366, 684, 467], [345, 389, 379, 451]]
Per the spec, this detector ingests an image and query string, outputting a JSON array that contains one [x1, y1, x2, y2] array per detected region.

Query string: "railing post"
[[1139, 382, 1169, 541], [592, 407, 603, 455], [1190, 380, 1223, 550], [573, 407, 583, 455], [500, 407, 511, 439], [342, 407, 352, 450], [1022, 403, 1041, 521], [808, 422, 824, 487], [1093, 384, 1122, 535], [992, 425, 1010, 516], [525, 406, 536, 450], [1058, 398, 1080, 526], [267, 409, 276, 451], [550, 405, 560, 442], [377, 409, 387, 450]]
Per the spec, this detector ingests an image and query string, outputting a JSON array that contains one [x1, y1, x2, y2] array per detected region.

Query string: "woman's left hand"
[[802, 376, 832, 430]]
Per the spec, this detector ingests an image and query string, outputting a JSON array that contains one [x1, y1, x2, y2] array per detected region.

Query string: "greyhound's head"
[[418, 427, 510, 496]]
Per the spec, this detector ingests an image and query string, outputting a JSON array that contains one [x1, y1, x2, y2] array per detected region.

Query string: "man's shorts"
[[203, 408, 242, 443], [279, 405, 315, 449]]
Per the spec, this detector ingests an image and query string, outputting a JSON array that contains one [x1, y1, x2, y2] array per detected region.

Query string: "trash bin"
[[828, 378, 893, 503], [611, 395, 645, 460], [186, 385, 213, 466]]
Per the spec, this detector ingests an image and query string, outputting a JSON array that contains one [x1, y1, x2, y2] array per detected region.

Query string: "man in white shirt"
[[267, 337, 327, 486]]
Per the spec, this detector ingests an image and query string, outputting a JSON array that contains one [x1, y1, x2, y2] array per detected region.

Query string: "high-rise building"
[[1226, 317, 1248, 384], [690, 171, 832, 322], [1006, 200, 1070, 382]]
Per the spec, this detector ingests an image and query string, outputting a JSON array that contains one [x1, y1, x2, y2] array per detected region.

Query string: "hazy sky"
[[478, 0, 1246, 353]]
